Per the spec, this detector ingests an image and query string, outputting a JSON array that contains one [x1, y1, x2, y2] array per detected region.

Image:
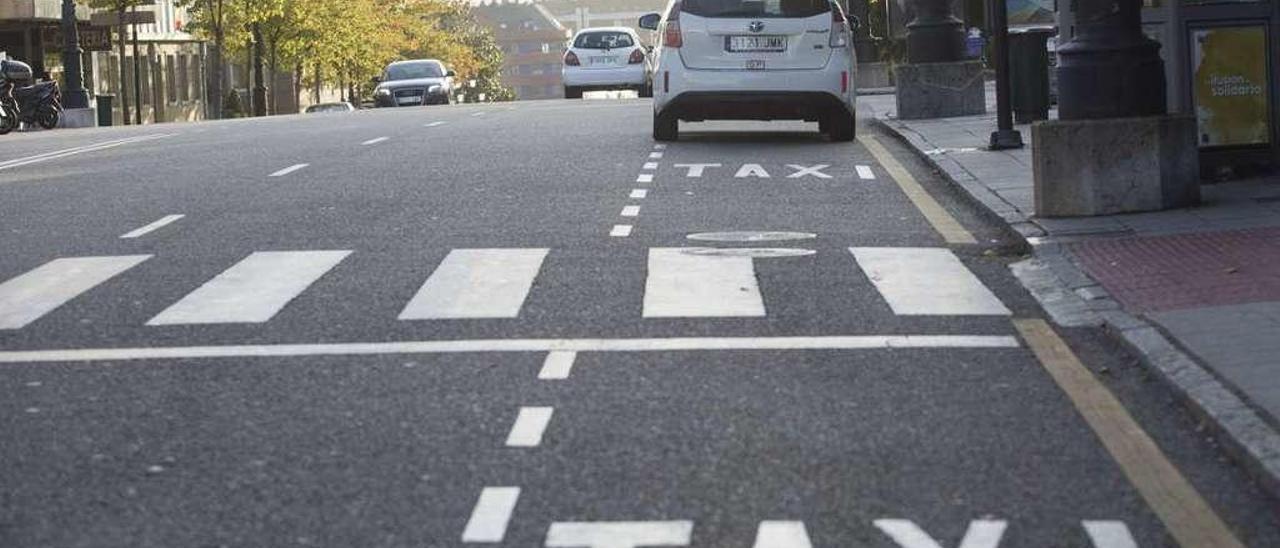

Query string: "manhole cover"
[[686, 231, 816, 242], [680, 247, 815, 258]]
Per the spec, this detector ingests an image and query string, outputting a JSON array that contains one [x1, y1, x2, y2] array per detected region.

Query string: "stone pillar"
[[1033, 0, 1197, 216], [893, 0, 984, 119]]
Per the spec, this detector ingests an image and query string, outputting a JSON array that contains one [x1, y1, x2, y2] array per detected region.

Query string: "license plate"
[[589, 56, 617, 65], [727, 35, 787, 52], [397, 97, 420, 105], [745, 60, 766, 70]]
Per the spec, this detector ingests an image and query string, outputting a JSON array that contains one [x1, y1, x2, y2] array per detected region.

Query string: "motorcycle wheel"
[[0, 110, 15, 135], [37, 109, 59, 130]]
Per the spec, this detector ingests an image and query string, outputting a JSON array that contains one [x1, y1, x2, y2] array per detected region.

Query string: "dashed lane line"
[[643, 162, 659, 170], [636, 173, 654, 183], [630, 189, 648, 199], [0, 133, 175, 173], [539, 351, 576, 379], [753, 521, 813, 548], [268, 163, 309, 177], [461, 487, 520, 543], [860, 136, 977, 245], [1014, 318, 1245, 548], [361, 136, 389, 146], [621, 205, 641, 217], [856, 165, 876, 180], [120, 214, 184, 239], [610, 224, 633, 237], [649, 151, 664, 159], [505, 407, 554, 447], [0, 335, 1021, 363], [424, 121, 447, 127], [546, 521, 692, 547]]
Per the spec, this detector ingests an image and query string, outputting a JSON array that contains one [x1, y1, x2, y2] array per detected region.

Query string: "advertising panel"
[[1191, 25, 1271, 147]]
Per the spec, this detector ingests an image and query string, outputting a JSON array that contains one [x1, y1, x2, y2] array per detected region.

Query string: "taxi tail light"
[[830, 6, 849, 48], [564, 51, 581, 66], [628, 48, 646, 64], [664, 4, 683, 48]]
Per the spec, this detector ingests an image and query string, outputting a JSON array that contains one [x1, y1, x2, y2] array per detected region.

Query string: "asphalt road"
[[1, 99, 1278, 547]]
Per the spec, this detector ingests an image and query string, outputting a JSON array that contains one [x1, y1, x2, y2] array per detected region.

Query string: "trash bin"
[[96, 94, 114, 127], [1008, 28, 1054, 124]]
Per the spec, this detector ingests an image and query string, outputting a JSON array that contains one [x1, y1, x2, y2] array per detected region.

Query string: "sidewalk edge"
[[870, 117, 1280, 500]]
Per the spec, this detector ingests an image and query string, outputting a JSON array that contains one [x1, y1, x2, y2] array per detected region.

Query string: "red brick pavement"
[[1069, 227, 1280, 312]]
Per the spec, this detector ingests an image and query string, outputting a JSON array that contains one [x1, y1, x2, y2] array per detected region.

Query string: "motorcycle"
[[0, 59, 62, 132]]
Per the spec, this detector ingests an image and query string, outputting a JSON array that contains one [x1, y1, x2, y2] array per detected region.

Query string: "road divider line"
[[610, 224, 633, 237], [471, 112, 487, 117], [621, 205, 641, 217], [643, 162, 658, 170], [361, 136, 389, 145], [0, 134, 174, 172], [0, 335, 1021, 363], [505, 407, 554, 447], [861, 136, 976, 244], [461, 486, 520, 543], [424, 121, 447, 127], [856, 165, 876, 180], [636, 173, 653, 183], [1013, 318, 1245, 548], [269, 163, 309, 177], [630, 189, 648, 199], [648, 152, 664, 159], [120, 214, 185, 239], [539, 351, 576, 379]]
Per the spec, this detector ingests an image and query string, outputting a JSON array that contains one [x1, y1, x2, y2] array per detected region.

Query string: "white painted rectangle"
[[1082, 521, 1138, 548], [642, 162, 659, 170], [147, 251, 350, 325], [856, 165, 875, 180], [505, 407, 554, 447], [398, 249, 548, 320], [546, 521, 692, 547], [461, 487, 520, 542], [649, 152, 663, 159], [629, 189, 648, 199], [269, 163, 308, 177], [120, 214, 184, 239], [644, 248, 765, 317], [361, 136, 389, 145], [754, 521, 812, 548], [620, 205, 641, 217], [851, 247, 1010, 316], [539, 351, 576, 379], [636, 173, 654, 183], [653, 144, 667, 150], [424, 121, 446, 127], [610, 225, 633, 237], [0, 256, 150, 329]]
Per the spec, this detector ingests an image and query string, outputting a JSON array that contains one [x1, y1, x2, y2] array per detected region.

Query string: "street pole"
[[1056, 0, 1164, 119], [251, 22, 266, 117], [905, 0, 965, 63], [131, 6, 141, 125], [988, 0, 1023, 149], [117, 18, 130, 125], [59, 0, 90, 109]]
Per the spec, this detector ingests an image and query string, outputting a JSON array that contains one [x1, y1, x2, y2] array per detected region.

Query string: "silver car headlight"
[[428, 84, 442, 94], [374, 87, 391, 97]]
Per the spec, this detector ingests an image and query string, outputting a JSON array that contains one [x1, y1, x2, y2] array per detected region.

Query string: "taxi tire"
[[653, 110, 678, 141], [826, 111, 855, 142], [564, 86, 583, 99]]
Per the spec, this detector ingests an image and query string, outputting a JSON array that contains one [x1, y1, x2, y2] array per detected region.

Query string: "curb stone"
[[869, 116, 1280, 501]]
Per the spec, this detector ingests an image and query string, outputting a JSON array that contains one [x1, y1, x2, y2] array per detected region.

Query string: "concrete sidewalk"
[[859, 90, 1280, 496]]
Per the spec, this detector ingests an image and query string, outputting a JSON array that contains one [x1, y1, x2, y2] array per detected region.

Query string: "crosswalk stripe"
[[546, 521, 692, 547], [851, 247, 1010, 316], [644, 248, 765, 318], [0, 256, 151, 330], [753, 521, 812, 548], [147, 251, 350, 325], [398, 248, 548, 320]]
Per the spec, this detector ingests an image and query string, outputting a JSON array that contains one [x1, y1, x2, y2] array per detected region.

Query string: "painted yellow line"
[[1014, 319, 1244, 548], [860, 136, 977, 244]]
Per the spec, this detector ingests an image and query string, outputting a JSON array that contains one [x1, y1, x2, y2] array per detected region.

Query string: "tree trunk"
[[267, 37, 278, 115], [313, 62, 321, 104], [117, 16, 130, 125], [209, 26, 224, 119], [293, 62, 302, 114], [251, 23, 266, 116]]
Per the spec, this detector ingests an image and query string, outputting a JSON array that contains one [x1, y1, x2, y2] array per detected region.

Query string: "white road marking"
[[786, 164, 832, 179], [856, 165, 876, 180], [0, 256, 151, 330], [873, 519, 1007, 548], [424, 121, 447, 127], [472, 111, 487, 117], [0, 335, 1021, 363], [674, 163, 720, 177], [539, 351, 577, 379], [0, 134, 174, 172], [610, 224, 633, 237], [653, 144, 667, 150], [505, 407, 554, 447], [1082, 521, 1137, 548], [735, 164, 770, 178], [851, 247, 1011, 316], [399, 249, 547, 320], [630, 189, 648, 199], [461, 487, 520, 542], [361, 136, 389, 145], [269, 163, 309, 177], [120, 214, 185, 239], [147, 250, 350, 325], [546, 521, 692, 547], [753, 521, 812, 548], [621, 205, 641, 217], [644, 248, 764, 317], [649, 152, 664, 159], [642, 162, 659, 170], [636, 173, 654, 183]]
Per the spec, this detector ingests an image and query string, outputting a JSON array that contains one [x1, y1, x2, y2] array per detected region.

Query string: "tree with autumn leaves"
[[179, 0, 512, 117]]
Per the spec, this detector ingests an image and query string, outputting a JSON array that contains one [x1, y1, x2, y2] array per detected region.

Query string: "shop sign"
[[41, 26, 113, 52]]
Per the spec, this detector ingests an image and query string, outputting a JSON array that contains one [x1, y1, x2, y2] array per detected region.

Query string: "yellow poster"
[[1191, 26, 1270, 147]]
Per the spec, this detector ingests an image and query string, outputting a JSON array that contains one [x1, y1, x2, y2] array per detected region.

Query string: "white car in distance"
[[639, 0, 859, 141], [562, 27, 653, 99]]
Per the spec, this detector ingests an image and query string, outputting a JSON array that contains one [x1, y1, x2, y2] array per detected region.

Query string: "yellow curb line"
[[860, 135, 977, 245]]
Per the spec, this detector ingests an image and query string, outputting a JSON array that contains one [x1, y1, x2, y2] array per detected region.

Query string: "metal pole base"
[[905, 20, 966, 64], [989, 128, 1024, 150], [1057, 40, 1166, 120]]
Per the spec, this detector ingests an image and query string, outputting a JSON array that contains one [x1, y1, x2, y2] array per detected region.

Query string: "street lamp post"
[[60, 0, 90, 109], [988, 0, 1022, 149], [1056, 0, 1165, 119], [905, 0, 964, 63]]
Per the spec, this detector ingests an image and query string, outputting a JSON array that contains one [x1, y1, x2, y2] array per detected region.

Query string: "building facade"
[[474, 1, 571, 100], [89, 0, 207, 125]]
